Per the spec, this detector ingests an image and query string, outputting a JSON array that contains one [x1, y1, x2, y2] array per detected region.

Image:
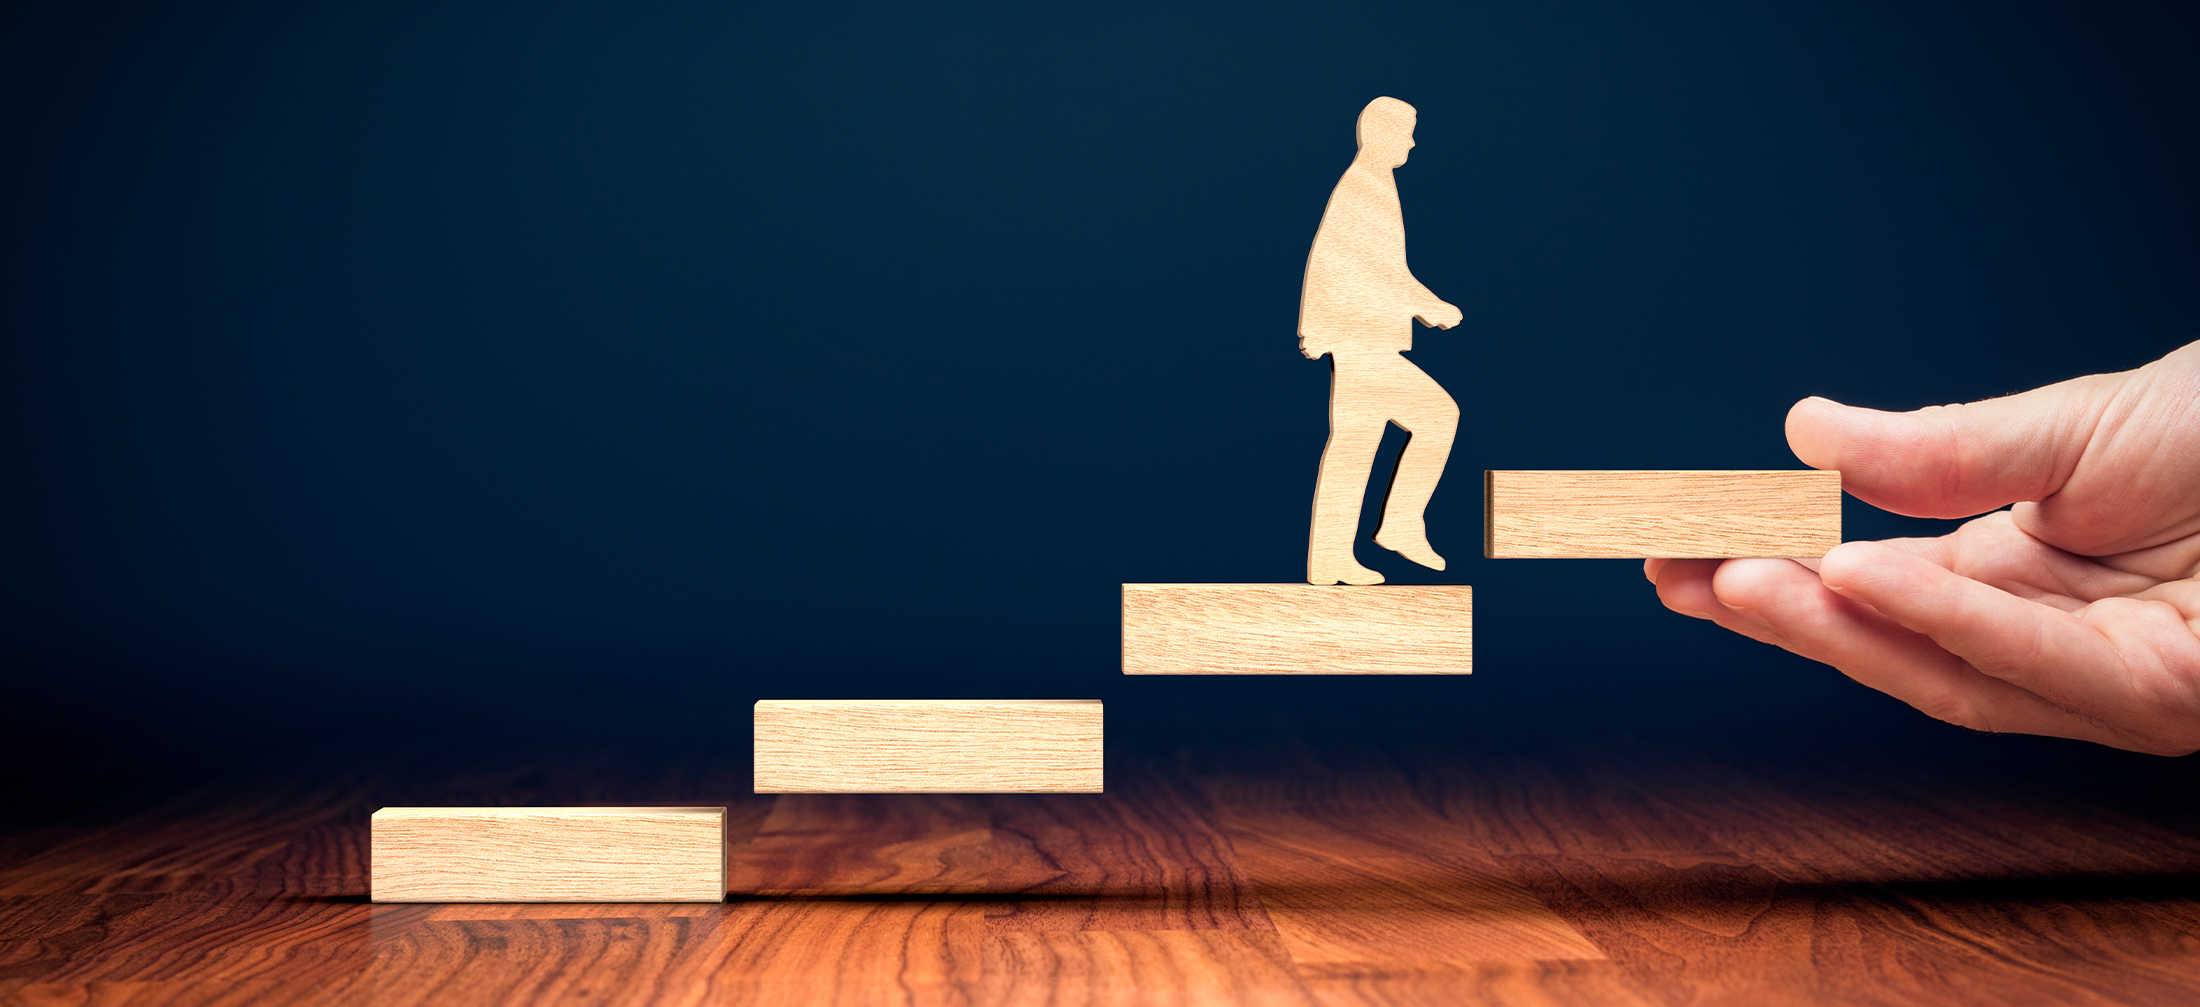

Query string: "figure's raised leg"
[[1308, 359, 1390, 585], [1371, 355, 1459, 571]]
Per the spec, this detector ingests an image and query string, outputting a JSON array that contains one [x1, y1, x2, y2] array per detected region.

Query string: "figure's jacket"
[[1299, 159, 1440, 358]]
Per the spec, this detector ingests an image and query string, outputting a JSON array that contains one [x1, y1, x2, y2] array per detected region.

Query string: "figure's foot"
[[1309, 559, 1386, 585], [1375, 527, 1447, 571]]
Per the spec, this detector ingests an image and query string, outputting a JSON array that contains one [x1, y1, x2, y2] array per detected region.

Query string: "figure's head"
[[1356, 97, 1418, 167]]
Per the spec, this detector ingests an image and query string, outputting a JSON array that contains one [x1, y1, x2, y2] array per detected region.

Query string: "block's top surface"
[[371, 806, 726, 820], [1119, 581, 1472, 676], [1121, 583, 1472, 590], [1486, 469, 1833, 477], [1482, 468, 1842, 559], [753, 699, 1101, 708], [752, 698, 1104, 794]]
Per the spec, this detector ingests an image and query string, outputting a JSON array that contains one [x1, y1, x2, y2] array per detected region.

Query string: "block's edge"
[[752, 698, 1103, 707], [1487, 547, 1837, 559], [1483, 469, 1839, 478], [1118, 582, 1473, 590], [1483, 470, 1496, 559], [369, 892, 727, 904], [1121, 582, 1471, 676], [369, 806, 727, 818], [754, 785, 1104, 795], [1484, 468, 1843, 559], [1122, 668, 1474, 676]]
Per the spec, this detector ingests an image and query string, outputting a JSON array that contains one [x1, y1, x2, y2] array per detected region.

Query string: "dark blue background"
[[6, 0, 2195, 784]]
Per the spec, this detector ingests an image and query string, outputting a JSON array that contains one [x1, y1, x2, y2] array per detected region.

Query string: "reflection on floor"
[[5, 719, 2200, 1005]]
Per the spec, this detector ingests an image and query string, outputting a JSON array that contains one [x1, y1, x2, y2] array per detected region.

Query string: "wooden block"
[[1121, 583, 1471, 675], [370, 807, 725, 903], [1484, 470, 1841, 559], [752, 700, 1103, 794]]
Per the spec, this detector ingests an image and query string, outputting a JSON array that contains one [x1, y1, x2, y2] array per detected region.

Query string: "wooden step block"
[[753, 700, 1103, 794], [370, 807, 725, 903], [1121, 583, 1472, 675], [1484, 470, 1842, 558]]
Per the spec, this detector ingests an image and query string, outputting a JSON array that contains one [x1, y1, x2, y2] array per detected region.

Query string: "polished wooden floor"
[[5, 720, 2200, 1006]]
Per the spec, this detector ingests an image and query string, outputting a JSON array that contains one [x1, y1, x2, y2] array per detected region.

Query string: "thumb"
[[1785, 374, 2123, 520]]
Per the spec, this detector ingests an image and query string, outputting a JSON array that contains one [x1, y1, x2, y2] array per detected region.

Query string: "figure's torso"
[[1300, 162, 1418, 353]]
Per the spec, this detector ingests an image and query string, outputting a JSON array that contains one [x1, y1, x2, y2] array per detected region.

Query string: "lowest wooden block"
[[753, 699, 1103, 794], [1484, 470, 1842, 559], [370, 807, 726, 903], [1121, 583, 1472, 675]]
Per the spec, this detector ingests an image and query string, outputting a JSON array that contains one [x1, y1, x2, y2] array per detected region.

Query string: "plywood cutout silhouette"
[[1302, 97, 1462, 586]]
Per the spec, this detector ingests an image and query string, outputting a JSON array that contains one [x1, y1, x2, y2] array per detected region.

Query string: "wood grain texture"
[[370, 807, 725, 903], [1502, 849, 2200, 1007], [984, 930, 1315, 1007], [1484, 469, 1842, 558], [1121, 583, 1470, 675], [709, 793, 987, 1006], [1195, 752, 1605, 967], [670, 900, 983, 1007], [1300, 97, 1463, 586], [987, 765, 1270, 932], [10, 732, 2200, 1005], [1292, 960, 1663, 1007], [732, 795, 989, 896], [1217, 815, 1605, 965], [752, 700, 1103, 794]]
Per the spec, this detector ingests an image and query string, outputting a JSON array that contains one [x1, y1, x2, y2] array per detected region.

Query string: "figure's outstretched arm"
[[1411, 285, 1461, 330], [1398, 270, 1459, 330], [1413, 302, 1461, 330]]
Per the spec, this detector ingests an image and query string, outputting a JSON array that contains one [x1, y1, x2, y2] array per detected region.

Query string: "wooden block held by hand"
[[1121, 583, 1472, 675], [1484, 470, 1842, 558], [753, 699, 1103, 794], [370, 807, 726, 903]]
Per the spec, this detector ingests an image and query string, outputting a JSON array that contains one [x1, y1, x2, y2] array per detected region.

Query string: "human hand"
[[1415, 301, 1462, 330], [1646, 340, 2200, 755]]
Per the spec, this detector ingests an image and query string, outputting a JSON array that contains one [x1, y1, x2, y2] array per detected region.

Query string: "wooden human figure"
[[1301, 97, 1462, 586]]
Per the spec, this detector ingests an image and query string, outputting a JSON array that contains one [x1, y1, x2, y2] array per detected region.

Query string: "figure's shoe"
[[1374, 528, 1447, 571], [1309, 560, 1386, 585]]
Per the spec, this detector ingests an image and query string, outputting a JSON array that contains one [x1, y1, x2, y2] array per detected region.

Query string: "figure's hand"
[[1646, 341, 2200, 755], [1415, 301, 1462, 330], [1299, 335, 1330, 361]]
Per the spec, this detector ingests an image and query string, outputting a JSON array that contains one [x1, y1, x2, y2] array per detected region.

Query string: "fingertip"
[[1709, 557, 1785, 605], [1816, 542, 1968, 641], [1709, 557, 1836, 629], [1817, 540, 1869, 578], [1643, 558, 1666, 584], [1650, 558, 1725, 621], [1784, 395, 1862, 472], [1785, 399, 1981, 518], [1818, 540, 1906, 593]]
